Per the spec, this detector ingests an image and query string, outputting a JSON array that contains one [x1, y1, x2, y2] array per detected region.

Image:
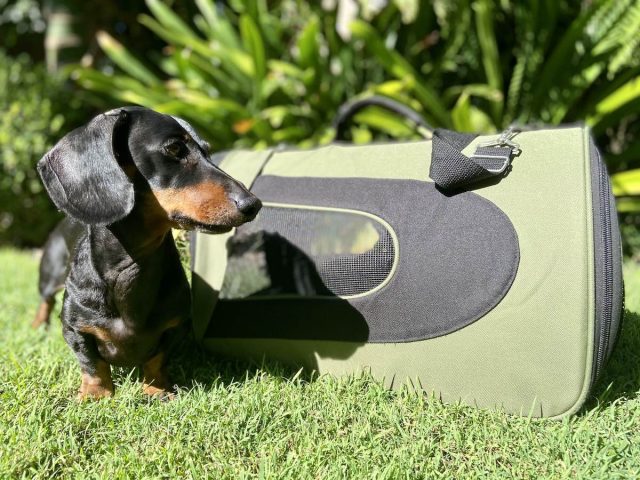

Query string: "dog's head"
[[37, 107, 261, 233]]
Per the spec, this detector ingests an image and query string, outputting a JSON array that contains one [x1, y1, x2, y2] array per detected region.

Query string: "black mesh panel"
[[220, 206, 395, 298]]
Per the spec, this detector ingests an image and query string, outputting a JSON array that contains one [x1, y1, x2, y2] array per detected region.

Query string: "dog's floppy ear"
[[37, 110, 135, 226]]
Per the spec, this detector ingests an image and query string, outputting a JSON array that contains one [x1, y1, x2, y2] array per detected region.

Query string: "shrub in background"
[[73, 0, 640, 160], [0, 50, 85, 246]]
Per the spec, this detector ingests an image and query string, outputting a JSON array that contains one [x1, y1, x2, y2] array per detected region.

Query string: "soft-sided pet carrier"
[[190, 98, 623, 418]]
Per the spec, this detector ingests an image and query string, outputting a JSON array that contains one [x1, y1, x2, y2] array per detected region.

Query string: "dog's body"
[[35, 107, 261, 399]]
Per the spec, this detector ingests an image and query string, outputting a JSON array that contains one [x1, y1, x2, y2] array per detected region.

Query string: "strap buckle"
[[471, 127, 521, 174], [476, 126, 521, 152]]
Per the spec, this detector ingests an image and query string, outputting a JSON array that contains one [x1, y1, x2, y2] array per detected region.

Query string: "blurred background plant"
[[71, 0, 640, 158], [0, 49, 85, 246], [0, 0, 164, 246], [1, 0, 639, 253]]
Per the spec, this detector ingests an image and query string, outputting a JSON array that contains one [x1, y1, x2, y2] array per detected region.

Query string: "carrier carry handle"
[[333, 95, 434, 141], [333, 96, 519, 191]]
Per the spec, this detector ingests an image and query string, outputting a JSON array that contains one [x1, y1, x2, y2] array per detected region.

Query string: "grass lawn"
[[1, 247, 639, 479]]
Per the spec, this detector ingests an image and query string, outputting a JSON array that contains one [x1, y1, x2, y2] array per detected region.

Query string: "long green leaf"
[[528, 0, 604, 116], [138, 14, 254, 84], [451, 92, 495, 132], [588, 76, 640, 125], [194, 0, 242, 49], [73, 69, 168, 103], [444, 84, 503, 103], [349, 19, 451, 127], [472, 0, 503, 126], [353, 106, 418, 138], [146, 0, 198, 39], [239, 14, 266, 107], [616, 196, 640, 213], [175, 90, 249, 117], [96, 31, 161, 86], [297, 16, 319, 70], [612, 168, 640, 197]]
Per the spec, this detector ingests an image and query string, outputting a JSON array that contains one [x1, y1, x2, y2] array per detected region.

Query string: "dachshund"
[[34, 106, 261, 400]]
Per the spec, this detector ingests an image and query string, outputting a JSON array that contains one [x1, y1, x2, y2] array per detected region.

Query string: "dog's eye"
[[164, 140, 187, 158]]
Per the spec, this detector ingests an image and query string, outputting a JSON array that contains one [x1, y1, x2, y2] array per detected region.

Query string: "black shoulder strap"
[[430, 128, 518, 191]]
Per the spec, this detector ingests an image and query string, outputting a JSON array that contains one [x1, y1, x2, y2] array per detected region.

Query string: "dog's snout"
[[234, 194, 262, 220]]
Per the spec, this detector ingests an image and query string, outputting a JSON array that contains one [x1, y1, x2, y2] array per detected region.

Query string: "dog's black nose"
[[235, 195, 262, 219]]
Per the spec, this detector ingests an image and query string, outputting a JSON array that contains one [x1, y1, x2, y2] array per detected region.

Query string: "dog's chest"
[[105, 250, 190, 320], [82, 315, 183, 366]]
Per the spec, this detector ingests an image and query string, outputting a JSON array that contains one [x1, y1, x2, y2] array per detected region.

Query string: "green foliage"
[[0, 50, 84, 246], [74, 0, 349, 149]]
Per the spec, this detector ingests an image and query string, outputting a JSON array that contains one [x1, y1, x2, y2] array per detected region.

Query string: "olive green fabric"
[[194, 127, 595, 418], [192, 149, 273, 340]]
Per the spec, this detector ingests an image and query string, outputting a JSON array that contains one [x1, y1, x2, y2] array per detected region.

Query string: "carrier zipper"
[[592, 148, 614, 383]]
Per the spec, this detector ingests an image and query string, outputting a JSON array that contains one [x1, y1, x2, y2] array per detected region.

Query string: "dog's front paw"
[[77, 383, 114, 401], [77, 363, 114, 400], [142, 383, 175, 401], [142, 352, 174, 400]]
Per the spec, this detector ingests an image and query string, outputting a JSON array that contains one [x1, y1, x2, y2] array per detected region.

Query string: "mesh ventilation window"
[[219, 206, 396, 299]]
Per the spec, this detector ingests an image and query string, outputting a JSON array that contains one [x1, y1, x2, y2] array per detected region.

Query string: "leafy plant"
[[0, 50, 85, 246], [73, 0, 369, 149], [73, 0, 640, 153]]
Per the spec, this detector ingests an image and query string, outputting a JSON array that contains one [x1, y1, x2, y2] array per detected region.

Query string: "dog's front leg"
[[62, 324, 114, 400], [142, 350, 174, 400]]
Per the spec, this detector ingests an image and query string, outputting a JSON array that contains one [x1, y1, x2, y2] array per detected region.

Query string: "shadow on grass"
[[584, 309, 640, 411], [162, 334, 314, 393]]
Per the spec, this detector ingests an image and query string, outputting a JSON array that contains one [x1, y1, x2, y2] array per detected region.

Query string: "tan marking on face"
[[153, 181, 236, 226], [142, 352, 174, 399], [78, 360, 113, 400]]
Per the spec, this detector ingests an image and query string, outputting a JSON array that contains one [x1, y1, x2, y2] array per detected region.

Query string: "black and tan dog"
[[34, 106, 261, 400]]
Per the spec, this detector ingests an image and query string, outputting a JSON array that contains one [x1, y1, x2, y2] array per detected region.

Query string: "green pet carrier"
[[190, 97, 623, 418]]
